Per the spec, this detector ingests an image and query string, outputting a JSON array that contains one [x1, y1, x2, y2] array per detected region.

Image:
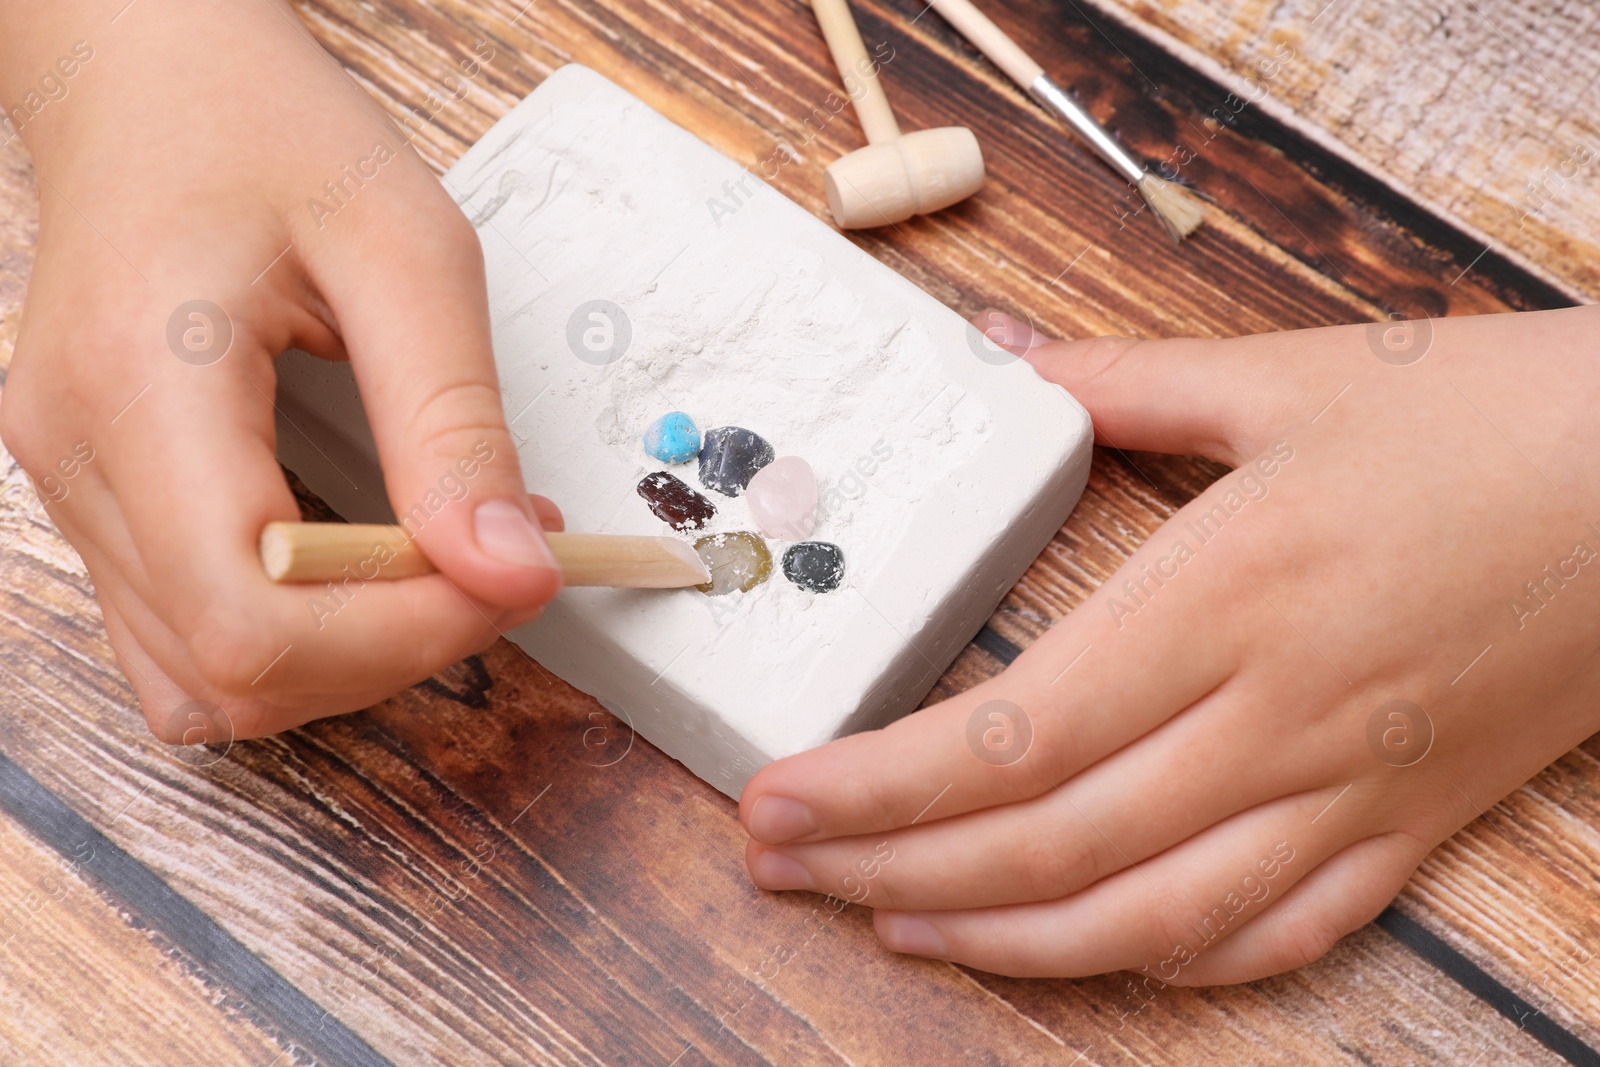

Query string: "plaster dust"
[[273, 65, 1093, 798], [591, 265, 992, 659]]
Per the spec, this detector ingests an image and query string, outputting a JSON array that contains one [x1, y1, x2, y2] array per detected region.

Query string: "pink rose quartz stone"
[[745, 456, 818, 540]]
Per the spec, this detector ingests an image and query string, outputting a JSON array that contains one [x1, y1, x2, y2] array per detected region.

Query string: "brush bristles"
[[1137, 172, 1207, 242]]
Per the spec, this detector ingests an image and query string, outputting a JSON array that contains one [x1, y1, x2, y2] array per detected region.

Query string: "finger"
[[980, 310, 1348, 464], [739, 493, 1266, 844], [748, 673, 1347, 909], [77, 549, 277, 738], [302, 167, 560, 611], [96, 591, 194, 739], [74, 533, 423, 737], [92, 319, 523, 709], [741, 635, 1228, 847], [741, 313, 1364, 847], [529, 494, 564, 532], [971, 307, 1053, 354], [869, 790, 1338, 978], [1168, 832, 1427, 985], [464, 493, 561, 629]]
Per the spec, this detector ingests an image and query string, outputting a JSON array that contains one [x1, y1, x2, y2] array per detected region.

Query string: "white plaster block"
[[274, 64, 1093, 798]]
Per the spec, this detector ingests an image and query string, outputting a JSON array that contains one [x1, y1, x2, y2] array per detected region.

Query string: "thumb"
[[312, 189, 561, 611], [974, 309, 1331, 465]]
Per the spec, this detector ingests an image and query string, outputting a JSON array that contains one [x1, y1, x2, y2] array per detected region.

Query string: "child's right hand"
[[0, 0, 562, 741]]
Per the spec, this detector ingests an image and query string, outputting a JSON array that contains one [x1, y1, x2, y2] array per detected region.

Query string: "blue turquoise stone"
[[643, 411, 701, 464]]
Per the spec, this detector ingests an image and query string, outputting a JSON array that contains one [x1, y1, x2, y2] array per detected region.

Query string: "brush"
[[259, 522, 711, 588], [924, 0, 1206, 241]]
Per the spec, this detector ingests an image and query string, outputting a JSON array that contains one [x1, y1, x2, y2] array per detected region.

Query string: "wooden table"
[[1, 0, 1596, 1063]]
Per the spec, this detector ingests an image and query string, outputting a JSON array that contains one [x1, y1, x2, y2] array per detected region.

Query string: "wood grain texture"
[[1397, 740, 1600, 1051], [1075, 0, 1600, 301], [0, 526, 1573, 1067], [0, 0, 1595, 1064], [0, 813, 286, 1066]]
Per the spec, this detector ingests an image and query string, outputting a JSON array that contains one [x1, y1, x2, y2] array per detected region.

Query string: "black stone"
[[637, 471, 716, 531], [782, 541, 844, 593], [697, 426, 775, 497]]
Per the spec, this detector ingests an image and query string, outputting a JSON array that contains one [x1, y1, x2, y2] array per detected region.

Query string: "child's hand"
[[740, 304, 1600, 982], [0, 1, 560, 740]]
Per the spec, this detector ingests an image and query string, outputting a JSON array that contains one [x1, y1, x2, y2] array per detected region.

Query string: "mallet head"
[[824, 126, 985, 229]]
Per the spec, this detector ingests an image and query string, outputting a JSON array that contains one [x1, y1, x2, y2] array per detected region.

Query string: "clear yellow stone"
[[692, 532, 773, 595]]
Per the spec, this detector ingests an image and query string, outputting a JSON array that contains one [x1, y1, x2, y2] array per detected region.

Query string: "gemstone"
[[643, 411, 701, 464], [782, 541, 844, 593], [698, 426, 775, 497], [745, 456, 819, 540], [693, 532, 773, 596], [637, 471, 716, 531]]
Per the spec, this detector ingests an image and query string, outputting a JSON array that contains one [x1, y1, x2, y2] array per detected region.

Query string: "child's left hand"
[[739, 304, 1600, 982]]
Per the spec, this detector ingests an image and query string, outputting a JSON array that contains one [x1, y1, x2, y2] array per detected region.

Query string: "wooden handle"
[[927, 0, 1043, 87], [811, 0, 901, 144], [259, 522, 710, 588]]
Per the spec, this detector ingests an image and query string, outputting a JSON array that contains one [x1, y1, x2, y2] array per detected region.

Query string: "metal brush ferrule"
[[1027, 74, 1146, 184]]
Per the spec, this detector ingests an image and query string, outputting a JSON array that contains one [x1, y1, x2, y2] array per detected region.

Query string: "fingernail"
[[749, 849, 816, 891], [497, 606, 545, 631], [474, 500, 558, 570], [878, 913, 948, 958], [977, 308, 1051, 353], [747, 796, 817, 844]]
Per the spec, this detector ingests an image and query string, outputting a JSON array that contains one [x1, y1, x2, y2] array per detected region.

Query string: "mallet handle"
[[811, 0, 901, 145]]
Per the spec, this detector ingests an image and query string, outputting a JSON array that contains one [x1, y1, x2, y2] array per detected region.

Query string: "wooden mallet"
[[812, 0, 985, 229], [259, 522, 711, 588]]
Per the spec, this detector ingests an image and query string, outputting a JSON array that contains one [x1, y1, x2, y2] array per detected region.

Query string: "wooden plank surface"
[[1075, 0, 1600, 302], [0, 0, 1596, 1064], [0, 812, 287, 1066]]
